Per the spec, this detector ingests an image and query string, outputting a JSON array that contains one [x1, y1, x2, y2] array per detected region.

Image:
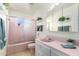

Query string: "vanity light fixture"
[[48, 3, 59, 11], [29, 3, 34, 5], [55, 3, 59, 6], [3, 3, 9, 9], [37, 17, 42, 21], [49, 4, 55, 11]]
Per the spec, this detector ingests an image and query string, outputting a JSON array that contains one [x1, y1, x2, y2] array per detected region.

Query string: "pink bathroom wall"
[[8, 19, 24, 44], [8, 18, 36, 44], [23, 20, 36, 42]]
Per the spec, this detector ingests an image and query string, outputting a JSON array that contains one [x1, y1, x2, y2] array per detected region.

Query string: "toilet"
[[27, 43, 35, 55]]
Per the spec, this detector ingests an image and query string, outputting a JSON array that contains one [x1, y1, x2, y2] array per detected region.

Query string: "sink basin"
[[41, 39, 54, 42], [61, 43, 76, 49]]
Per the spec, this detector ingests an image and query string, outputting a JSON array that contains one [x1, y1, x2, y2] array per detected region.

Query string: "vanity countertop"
[[37, 39, 79, 56]]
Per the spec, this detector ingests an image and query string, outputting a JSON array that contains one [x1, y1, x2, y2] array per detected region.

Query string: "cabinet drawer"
[[51, 47, 69, 56]]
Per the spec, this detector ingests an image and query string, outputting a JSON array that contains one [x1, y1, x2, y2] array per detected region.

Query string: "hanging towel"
[[0, 18, 5, 49]]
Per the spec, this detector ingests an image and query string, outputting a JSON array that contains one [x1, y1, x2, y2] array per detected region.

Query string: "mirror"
[[46, 3, 79, 32]]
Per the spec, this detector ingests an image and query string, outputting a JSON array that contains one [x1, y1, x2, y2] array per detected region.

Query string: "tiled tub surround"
[[6, 18, 36, 55], [6, 41, 33, 55], [36, 36, 79, 56]]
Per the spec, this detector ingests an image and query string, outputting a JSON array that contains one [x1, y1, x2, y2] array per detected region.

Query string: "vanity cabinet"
[[36, 40, 68, 56], [35, 41, 50, 56], [50, 47, 68, 56]]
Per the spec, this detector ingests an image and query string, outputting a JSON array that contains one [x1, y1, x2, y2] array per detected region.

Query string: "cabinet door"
[[51, 49, 59, 56], [51, 47, 68, 56], [38, 42, 50, 56], [35, 41, 50, 56], [35, 41, 41, 56]]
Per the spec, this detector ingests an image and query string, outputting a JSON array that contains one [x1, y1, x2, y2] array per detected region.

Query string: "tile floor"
[[8, 49, 35, 56]]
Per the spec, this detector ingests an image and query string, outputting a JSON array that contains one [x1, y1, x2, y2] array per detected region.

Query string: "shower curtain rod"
[[7, 15, 36, 21], [7, 15, 24, 18]]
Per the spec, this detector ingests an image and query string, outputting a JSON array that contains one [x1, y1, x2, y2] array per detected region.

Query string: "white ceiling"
[[8, 3, 76, 20], [9, 3, 54, 20]]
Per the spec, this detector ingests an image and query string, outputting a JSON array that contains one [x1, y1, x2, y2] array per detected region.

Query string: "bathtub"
[[6, 41, 33, 55]]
